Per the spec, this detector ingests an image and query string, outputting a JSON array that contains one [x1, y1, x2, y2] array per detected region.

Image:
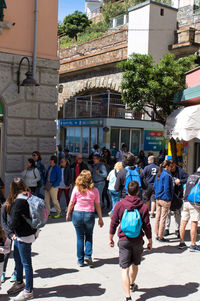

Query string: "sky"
[[58, 0, 85, 23]]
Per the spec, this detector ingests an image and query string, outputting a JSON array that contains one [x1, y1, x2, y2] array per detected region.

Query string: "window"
[[82, 127, 89, 154], [131, 130, 140, 155], [121, 129, 130, 150], [90, 128, 97, 151], [160, 8, 164, 16], [110, 128, 120, 149]]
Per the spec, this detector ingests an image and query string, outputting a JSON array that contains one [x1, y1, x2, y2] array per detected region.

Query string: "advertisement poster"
[[144, 130, 165, 151]]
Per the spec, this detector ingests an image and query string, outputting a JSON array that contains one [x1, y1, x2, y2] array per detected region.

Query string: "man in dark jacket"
[[109, 181, 152, 301], [164, 162, 188, 238], [143, 156, 159, 218], [71, 154, 88, 182]]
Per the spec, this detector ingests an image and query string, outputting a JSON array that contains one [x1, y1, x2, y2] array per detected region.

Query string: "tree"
[[118, 53, 196, 163], [118, 53, 195, 126], [61, 11, 92, 40]]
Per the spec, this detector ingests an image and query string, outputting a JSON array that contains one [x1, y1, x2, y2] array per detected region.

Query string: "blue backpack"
[[121, 208, 142, 238], [125, 167, 141, 194], [187, 179, 200, 204]]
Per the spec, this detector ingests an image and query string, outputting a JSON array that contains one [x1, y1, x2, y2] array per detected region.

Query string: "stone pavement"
[[1, 211, 200, 301]]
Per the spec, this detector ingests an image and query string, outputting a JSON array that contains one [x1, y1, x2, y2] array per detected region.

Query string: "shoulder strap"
[[33, 169, 36, 179]]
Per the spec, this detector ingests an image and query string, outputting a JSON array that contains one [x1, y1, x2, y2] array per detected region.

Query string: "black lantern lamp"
[[17, 56, 39, 93]]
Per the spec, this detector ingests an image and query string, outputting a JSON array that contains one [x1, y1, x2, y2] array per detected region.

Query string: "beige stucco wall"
[[1, 0, 58, 60]]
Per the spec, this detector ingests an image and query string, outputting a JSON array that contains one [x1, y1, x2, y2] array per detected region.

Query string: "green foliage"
[[61, 11, 92, 40], [60, 31, 105, 48], [118, 53, 196, 125]]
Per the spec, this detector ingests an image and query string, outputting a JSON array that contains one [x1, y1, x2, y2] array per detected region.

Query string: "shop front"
[[59, 117, 164, 157]]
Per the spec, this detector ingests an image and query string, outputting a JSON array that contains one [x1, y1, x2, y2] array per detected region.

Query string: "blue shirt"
[[154, 169, 173, 202]]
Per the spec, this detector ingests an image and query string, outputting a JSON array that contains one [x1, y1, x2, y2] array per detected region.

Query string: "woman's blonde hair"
[[114, 162, 123, 171], [5, 178, 30, 214], [75, 170, 94, 193]]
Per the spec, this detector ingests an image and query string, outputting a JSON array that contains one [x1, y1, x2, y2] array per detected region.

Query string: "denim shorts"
[[118, 239, 143, 268]]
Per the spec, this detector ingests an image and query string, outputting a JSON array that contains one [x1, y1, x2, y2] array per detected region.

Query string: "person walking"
[[154, 160, 173, 242], [3, 178, 37, 300], [164, 161, 188, 238], [116, 144, 127, 162], [44, 155, 62, 218], [71, 154, 88, 183], [143, 156, 159, 218], [0, 226, 11, 291], [109, 181, 152, 301], [32, 151, 46, 197], [22, 159, 41, 195], [58, 158, 71, 209], [107, 162, 124, 217], [179, 167, 200, 251], [66, 170, 104, 267], [91, 154, 107, 207]]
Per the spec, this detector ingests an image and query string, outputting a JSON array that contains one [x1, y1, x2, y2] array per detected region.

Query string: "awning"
[[164, 104, 200, 141]]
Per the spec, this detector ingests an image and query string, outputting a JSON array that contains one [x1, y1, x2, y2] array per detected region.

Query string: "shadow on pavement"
[[34, 267, 78, 279], [136, 282, 199, 301], [93, 257, 119, 268], [35, 283, 106, 298], [10, 252, 39, 259], [143, 245, 187, 255]]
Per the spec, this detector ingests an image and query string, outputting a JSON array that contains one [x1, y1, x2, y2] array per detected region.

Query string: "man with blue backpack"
[[109, 181, 152, 301], [115, 153, 143, 198], [179, 167, 200, 251]]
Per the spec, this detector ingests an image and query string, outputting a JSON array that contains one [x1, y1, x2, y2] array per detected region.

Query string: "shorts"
[[143, 186, 155, 203], [181, 202, 200, 222], [118, 239, 143, 268]]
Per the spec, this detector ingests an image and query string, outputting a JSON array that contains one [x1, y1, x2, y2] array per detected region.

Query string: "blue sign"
[[60, 119, 103, 127], [144, 130, 165, 151]]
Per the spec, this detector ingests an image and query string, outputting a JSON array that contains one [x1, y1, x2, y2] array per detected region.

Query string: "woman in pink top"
[[66, 170, 104, 267]]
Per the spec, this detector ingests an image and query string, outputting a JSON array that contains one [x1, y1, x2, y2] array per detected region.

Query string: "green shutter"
[[0, 103, 3, 115]]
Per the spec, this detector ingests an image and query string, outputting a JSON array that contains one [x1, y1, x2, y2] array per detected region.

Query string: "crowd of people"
[[0, 143, 199, 301]]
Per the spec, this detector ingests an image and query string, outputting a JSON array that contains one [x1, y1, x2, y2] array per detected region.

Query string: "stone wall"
[[59, 68, 123, 109], [0, 52, 59, 193]]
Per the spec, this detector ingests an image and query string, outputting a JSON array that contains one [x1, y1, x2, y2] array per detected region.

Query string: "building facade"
[[0, 0, 59, 193]]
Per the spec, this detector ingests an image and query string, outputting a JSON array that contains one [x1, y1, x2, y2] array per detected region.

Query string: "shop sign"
[[144, 130, 165, 151], [60, 119, 103, 127]]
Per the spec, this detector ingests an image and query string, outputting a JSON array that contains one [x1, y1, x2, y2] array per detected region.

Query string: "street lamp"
[[17, 56, 39, 93]]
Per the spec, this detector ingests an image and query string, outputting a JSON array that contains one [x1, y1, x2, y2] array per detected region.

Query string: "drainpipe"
[[33, 0, 38, 79]]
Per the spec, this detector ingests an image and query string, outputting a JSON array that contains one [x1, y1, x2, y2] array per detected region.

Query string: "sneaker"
[[130, 283, 138, 292], [189, 245, 200, 252], [50, 207, 57, 213], [10, 272, 17, 282], [1, 272, 5, 283], [175, 230, 180, 238], [178, 242, 187, 249], [7, 282, 25, 296], [157, 237, 169, 242], [85, 257, 93, 268], [163, 229, 170, 236], [150, 213, 155, 218], [12, 290, 34, 300], [77, 262, 84, 267], [54, 213, 61, 219]]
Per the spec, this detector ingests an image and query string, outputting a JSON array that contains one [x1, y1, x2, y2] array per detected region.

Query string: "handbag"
[[170, 192, 183, 211]]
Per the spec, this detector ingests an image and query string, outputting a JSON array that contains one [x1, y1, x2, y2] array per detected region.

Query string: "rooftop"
[[129, 0, 178, 12]]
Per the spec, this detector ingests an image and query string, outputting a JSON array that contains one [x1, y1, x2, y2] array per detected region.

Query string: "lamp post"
[[17, 56, 39, 93]]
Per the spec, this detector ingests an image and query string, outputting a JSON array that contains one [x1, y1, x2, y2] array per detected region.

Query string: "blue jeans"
[[94, 181, 105, 207], [14, 239, 33, 292], [72, 211, 95, 264], [109, 190, 121, 214]]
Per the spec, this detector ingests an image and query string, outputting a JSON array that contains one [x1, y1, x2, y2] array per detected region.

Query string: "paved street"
[[1, 211, 200, 301]]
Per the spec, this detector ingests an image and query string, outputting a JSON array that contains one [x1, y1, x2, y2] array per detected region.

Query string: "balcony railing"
[[62, 91, 144, 120]]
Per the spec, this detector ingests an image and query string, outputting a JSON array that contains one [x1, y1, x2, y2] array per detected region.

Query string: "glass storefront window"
[[91, 128, 97, 151], [74, 127, 81, 153], [121, 129, 130, 150], [110, 128, 120, 150], [82, 127, 89, 154], [131, 130, 140, 155], [99, 128, 103, 147]]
